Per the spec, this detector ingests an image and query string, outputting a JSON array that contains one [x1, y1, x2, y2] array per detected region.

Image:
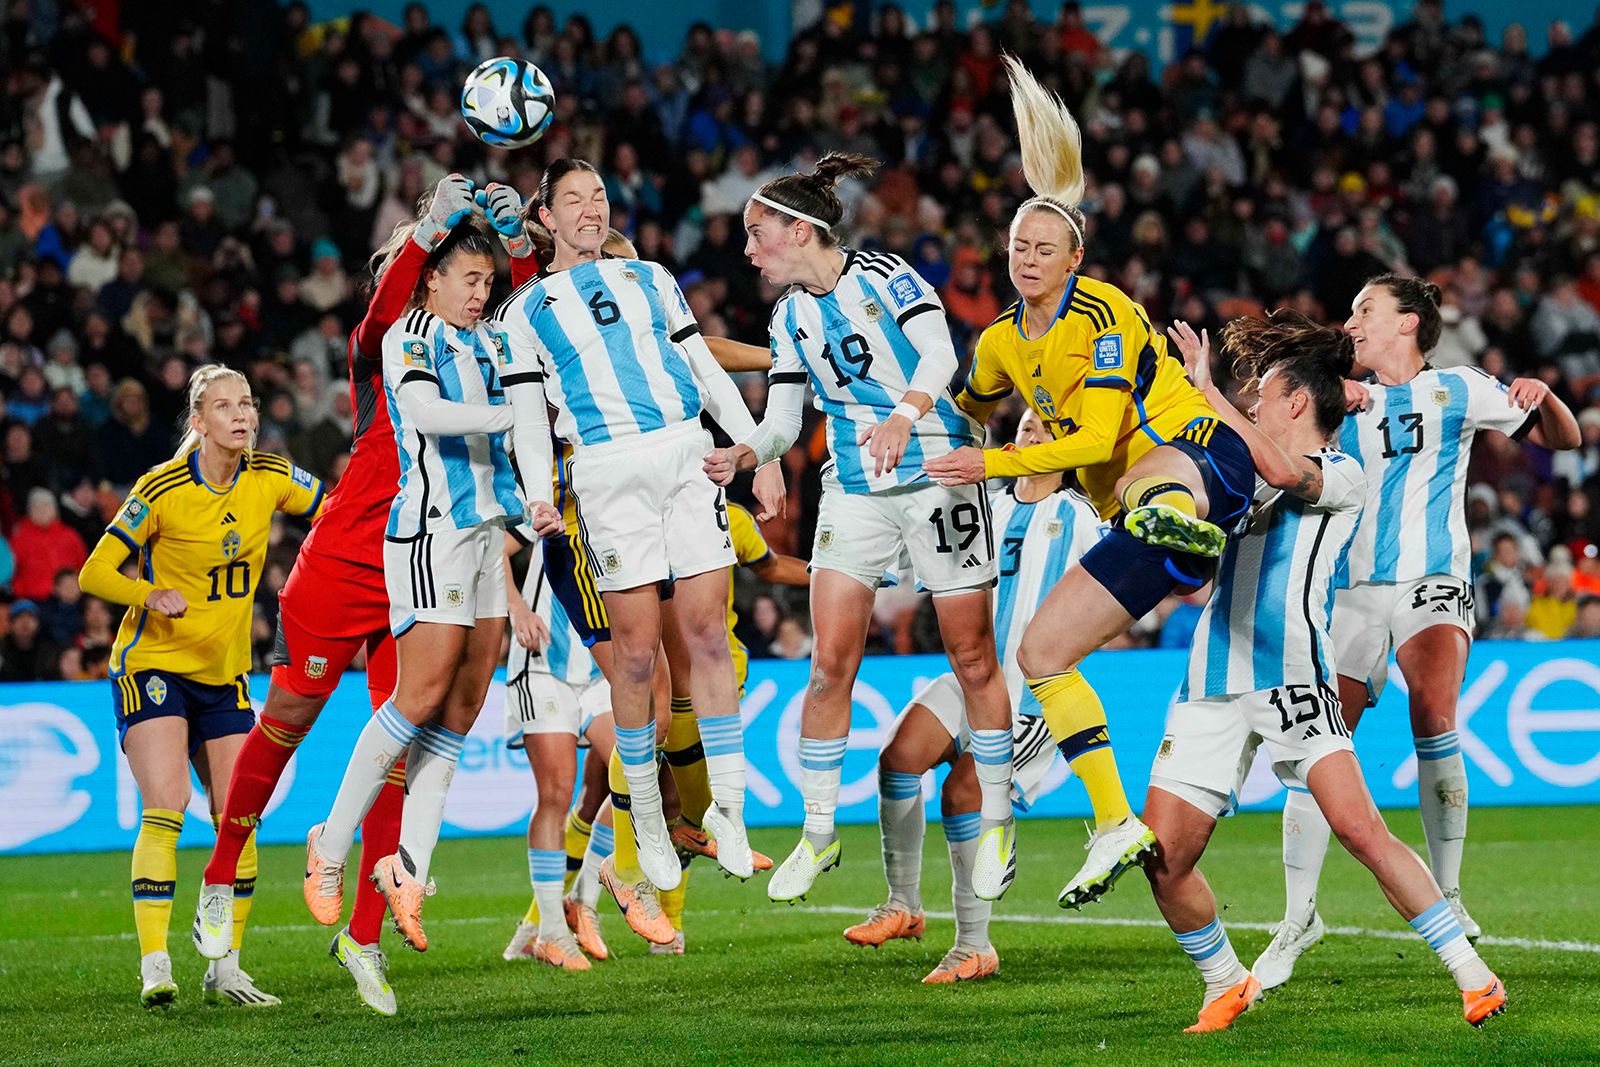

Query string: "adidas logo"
[[542, 295, 558, 308], [1302, 724, 1321, 740], [793, 327, 808, 342], [429, 506, 443, 518], [1031, 364, 1042, 378], [220, 512, 237, 525], [960, 554, 983, 569]]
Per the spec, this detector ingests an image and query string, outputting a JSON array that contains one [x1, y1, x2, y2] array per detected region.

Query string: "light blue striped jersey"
[[494, 258, 708, 446], [382, 308, 523, 539], [767, 249, 980, 494], [1336, 366, 1532, 588], [990, 485, 1102, 716], [1182, 450, 1365, 700], [507, 544, 602, 687]]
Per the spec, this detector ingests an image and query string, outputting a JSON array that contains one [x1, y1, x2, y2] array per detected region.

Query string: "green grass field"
[[4, 806, 1598, 1066]]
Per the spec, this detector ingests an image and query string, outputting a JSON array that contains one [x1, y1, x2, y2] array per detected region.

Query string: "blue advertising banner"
[[2, 640, 1596, 855]]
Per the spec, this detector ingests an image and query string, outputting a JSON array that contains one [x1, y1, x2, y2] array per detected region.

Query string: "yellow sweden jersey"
[[106, 450, 325, 685], [727, 502, 771, 687], [960, 274, 1217, 519]]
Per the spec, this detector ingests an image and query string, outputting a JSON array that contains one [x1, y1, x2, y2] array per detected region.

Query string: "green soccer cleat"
[[1124, 504, 1229, 558]]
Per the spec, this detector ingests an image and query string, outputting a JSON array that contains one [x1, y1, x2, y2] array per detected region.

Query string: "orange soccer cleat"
[[922, 945, 1000, 985], [671, 819, 773, 871], [371, 854, 433, 952], [844, 903, 927, 947], [531, 933, 592, 972], [303, 823, 345, 926], [1463, 975, 1507, 1027], [1185, 974, 1262, 1033], [598, 857, 677, 945], [563, 897, 610, 961]]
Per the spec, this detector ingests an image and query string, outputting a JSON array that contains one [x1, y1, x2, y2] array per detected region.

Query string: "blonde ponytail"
[[1004, 55, 1088, 250], [170, 364, 255, 464]]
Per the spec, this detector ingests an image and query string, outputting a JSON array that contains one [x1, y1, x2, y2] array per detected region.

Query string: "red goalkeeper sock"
[[203, 715, 310, 886], [349, 760, 406, 946]]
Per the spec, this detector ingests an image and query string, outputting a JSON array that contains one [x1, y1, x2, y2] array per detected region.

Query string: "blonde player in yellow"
[[644, 501, 810, 954], [924, 58, 1258, 910], [79, 364, 325, 1008]]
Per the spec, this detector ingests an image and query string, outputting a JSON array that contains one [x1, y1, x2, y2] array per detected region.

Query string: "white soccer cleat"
[[971, 818, 1017, 902], [1057, 816, 1157, 909], [1444, 888, 1481, 943], [139, 951, 177, 1009], [648, 930, 686, 956], [701, 804, 754, 880], [329, 927, 397, 1016], [1252, 911, 1326, 992], [767, 836, 841, 903], [632, 809, 683, 892], [203, 951, 281, 1007], [191, 882, 234, 960], [502, 920, 538, 961]]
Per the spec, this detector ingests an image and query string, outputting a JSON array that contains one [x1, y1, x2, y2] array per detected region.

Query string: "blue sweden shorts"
[[112, 669, 255, 753], [1080, 416, 1255, 620]]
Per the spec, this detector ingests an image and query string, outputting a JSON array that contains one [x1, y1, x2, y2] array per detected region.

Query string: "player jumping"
[[844, 410, 1100, 983], [925, 57, 1257, 909], [495, 158, 774, 900], [80, 364, 324, 1008], [304, 220, 550, 964], [706, 151, 1016, 906], [1144, 314, 1507, 1032], [1255, 275, 1580, 990]]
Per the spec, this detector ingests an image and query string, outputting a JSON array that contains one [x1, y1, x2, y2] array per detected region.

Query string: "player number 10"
[[206, 560, 251, 602]]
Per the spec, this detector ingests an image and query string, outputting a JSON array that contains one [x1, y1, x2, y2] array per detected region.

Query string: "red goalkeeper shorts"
[[270, 551, 396, 709]]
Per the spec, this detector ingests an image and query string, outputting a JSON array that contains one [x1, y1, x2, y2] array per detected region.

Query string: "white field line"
[[20, 905, 1600, 955]]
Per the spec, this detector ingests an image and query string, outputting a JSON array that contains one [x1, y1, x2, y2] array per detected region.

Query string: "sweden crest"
[[145, 675, 168, 706]]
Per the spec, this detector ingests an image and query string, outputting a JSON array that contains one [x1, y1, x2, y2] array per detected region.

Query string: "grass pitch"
[[3, 806, 1598, 1066]]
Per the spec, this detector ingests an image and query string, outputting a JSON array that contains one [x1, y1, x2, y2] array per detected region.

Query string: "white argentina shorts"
[[1149, 684, 1356, 819], [384, 522, 507, 636], [569, 420, 735, 592], [1332, 576, 1475, 704], [813, 480, 997, 594], [503, 670, 611, 748]]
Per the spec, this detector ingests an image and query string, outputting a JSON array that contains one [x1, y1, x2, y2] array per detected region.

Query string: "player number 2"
[[819, 333, 874, 387], [1267, 684, 1323, 733], [1376, 412, 1424, 459], [206, 560, 251, 602], [930, 503, 981, 554]]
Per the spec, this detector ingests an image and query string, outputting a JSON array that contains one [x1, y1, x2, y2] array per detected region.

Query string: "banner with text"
[[2, 641, 1597, 855]]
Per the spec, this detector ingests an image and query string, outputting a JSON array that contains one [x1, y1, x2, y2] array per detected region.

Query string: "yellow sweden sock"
[[213, 814, 258, 951], [133, 808, 183, 956], [522, 895, 541, 926], [664, 698, 713, 826], [1028, 670, 1132, 831], [564, 810, 593, 895], [1119, 475, 1196, 518], [659, 863, 689, 932], [608, 748, 644, 883]]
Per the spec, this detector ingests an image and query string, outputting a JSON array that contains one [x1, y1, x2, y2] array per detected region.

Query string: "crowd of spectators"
[[3, 0, 1600, 682]]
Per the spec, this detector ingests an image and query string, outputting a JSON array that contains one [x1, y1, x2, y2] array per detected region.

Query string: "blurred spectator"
[[9, 488, 87, 601], [40, 569, 83, 646], [0, 599, 58, 681], [1569, 595, 1600, 638], [99, 379, 171, 488], [1528, 560, 1579, 639], [773, 616, 813, 660]]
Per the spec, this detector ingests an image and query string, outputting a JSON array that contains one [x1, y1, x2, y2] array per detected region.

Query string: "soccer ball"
[[460, 57, 555, 149]]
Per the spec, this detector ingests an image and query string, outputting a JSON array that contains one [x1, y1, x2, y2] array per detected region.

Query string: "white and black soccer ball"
[[460, 57, 555, 149]]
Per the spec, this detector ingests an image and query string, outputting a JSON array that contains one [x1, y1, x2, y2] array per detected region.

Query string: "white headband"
[[1018, 196, 1084, 247], [751, 192, 832, 232]]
